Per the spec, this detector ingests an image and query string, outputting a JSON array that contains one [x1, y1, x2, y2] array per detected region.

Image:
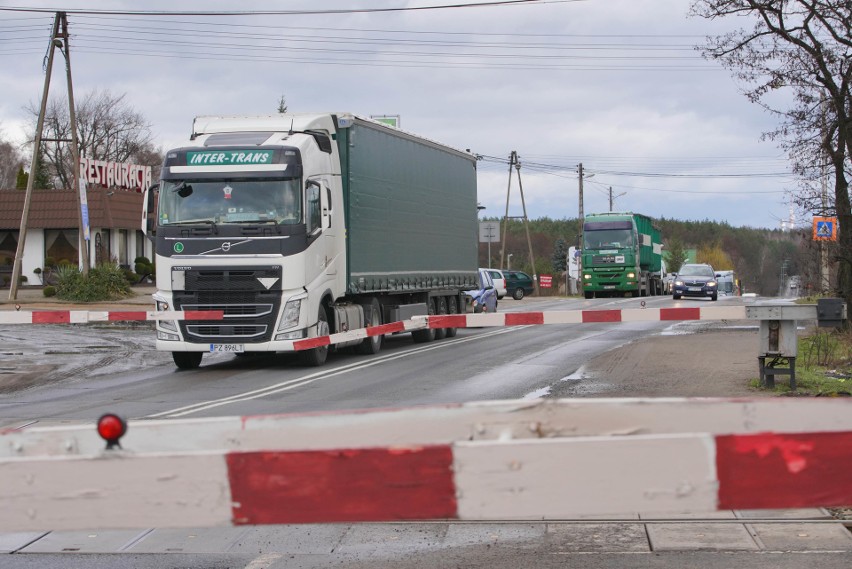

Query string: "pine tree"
[[15, 166, 27, 189], [551, 238, 569, 273], [277, 95, 288, 114]]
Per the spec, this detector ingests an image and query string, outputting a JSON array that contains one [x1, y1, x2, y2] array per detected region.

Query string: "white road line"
[[147, 326, 528, 419]]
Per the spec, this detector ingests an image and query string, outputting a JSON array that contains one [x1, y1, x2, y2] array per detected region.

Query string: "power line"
[[0, 1, 573, 17]]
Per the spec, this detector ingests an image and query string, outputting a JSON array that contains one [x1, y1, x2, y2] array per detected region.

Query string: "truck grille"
[[172, 268, 282, 344]]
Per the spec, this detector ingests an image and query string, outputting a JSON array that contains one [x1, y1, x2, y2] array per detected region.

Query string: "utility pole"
[[578, 163, 584, 248], [9, 12, 87, 301], [500, 151, 538, 295], [59, 11, 90, 276], [9, 14, 60, 300], [608, 186, 626, 212]]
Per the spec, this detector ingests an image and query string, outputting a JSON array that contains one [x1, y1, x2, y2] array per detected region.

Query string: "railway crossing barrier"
[[1, 397, 850, 531]]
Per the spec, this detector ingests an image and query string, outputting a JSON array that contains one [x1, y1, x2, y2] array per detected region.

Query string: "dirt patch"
[[550, 328, 766, 398]]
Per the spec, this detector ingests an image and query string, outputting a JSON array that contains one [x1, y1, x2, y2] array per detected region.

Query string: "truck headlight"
[[627, 272, 635, 279], [156, 300, 177, 332], [277, 299, 302, 331], [583, 274, 591, 280]]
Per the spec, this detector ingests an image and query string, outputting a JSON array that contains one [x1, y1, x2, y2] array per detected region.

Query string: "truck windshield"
[[583, 229, 633, 250], [159, 178, 302, 226]]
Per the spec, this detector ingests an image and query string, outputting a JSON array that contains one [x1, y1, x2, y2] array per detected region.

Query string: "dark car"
[[503, 270, 534, 300], [672, 263, 718, 301]]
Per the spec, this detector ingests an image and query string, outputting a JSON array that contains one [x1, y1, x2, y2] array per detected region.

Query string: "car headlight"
[[707, 281, 717, 287], [674, 280, 684, 286]]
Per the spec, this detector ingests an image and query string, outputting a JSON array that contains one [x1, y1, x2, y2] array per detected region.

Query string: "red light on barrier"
[[97, 413, 127, 449]]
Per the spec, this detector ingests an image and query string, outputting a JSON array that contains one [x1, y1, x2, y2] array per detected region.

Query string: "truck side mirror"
[[143, 183, 159, 240]]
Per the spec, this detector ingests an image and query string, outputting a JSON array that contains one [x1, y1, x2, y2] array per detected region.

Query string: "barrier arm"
[[1, 397, 851, 531]]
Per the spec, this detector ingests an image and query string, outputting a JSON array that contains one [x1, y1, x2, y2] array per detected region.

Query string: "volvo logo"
[[221, 242, 231, 252], [173, 242, 184, 253]]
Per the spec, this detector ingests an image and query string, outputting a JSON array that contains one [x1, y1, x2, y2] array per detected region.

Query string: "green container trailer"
[[581, 212, 663, 299], [337, 118, 478, 294]]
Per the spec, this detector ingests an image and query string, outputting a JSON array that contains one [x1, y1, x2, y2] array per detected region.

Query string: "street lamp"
[[507, 253, 513, 270]]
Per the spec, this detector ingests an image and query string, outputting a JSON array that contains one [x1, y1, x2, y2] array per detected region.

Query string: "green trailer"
[[337, 118, 478, 295], [581, 212, 663, 298]]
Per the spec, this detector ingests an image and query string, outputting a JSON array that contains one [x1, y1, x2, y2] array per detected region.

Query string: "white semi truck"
[[142, 114, 479, 369]]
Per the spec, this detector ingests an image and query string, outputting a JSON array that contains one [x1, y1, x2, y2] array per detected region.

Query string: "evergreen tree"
[[551, 238, 569, 273], [33, 148, 52, 189], [664, 237, 689, 273], [277, 94, 288, 114], [15, 166, 27, 189]]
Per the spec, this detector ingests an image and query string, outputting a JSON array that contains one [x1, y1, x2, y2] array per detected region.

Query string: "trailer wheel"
[[412, 298, 437, 343], [172, 352, 202, 370], [302, 305, 330, 366], [434, 297, 448, 340], [356, 297, 383, 355], [445, 296, 459, 338]]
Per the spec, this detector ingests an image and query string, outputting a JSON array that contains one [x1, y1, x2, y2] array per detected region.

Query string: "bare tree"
[[26, 88, 158, 189], [691, 0, 852, 304]]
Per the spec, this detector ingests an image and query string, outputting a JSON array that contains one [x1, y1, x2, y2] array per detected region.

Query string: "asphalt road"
[[2, 293, 851, 567]]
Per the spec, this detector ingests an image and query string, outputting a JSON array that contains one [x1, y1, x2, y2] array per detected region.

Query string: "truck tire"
[[512, 288, 525, 300], [302, 305, 330, 366], [356, 297, 383, 355], [445, 296, 459, 338], [412, 298, 436, 343], [584, 291, 594, 299], [172, 352, 202, 370], [434, 297, 448, 340]]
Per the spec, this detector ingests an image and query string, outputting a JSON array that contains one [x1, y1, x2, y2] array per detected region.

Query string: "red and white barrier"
[[2, 397, 850, 531], [293, 305, 749, 351], [0, 309, 224, 324]]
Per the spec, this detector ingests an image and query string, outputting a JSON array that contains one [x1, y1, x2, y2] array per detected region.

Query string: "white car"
[[481, 268, 507, 299]]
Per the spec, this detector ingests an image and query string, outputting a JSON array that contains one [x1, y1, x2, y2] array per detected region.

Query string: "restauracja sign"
[[80, 156, 153, 192]]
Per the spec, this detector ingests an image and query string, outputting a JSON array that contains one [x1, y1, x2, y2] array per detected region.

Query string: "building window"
[[136, 230, 145, 259], [0, 231, 18, 266], [118, 230, 128, 267], [44, 229, 79, 266], [96, 229, 112, 264]]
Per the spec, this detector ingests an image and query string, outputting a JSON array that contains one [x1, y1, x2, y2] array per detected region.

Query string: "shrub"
[[54, 263, 133, 302], [43, 285, 56, 297]]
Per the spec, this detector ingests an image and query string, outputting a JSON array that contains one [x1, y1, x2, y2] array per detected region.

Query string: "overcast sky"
[[0, 0, 806, 230]]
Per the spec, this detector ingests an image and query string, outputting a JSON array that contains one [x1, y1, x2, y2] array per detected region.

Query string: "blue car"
[[465, 268, 498, 313], [672, 263, 718, 301]]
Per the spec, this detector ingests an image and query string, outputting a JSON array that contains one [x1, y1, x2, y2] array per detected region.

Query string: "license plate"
[[688, 287, 702, 292], [603, 285, 615, 290], [210, 344, 244, 353]]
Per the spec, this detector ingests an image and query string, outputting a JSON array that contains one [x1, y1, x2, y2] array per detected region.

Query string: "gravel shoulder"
[[553, 325, 763, 398]]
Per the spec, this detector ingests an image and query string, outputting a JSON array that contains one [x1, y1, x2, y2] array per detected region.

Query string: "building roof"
[[0, 188, 143, 231]]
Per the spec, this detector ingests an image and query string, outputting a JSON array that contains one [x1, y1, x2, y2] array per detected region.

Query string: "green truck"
[[581, 212, 664, 299], [144, 113, 478, 368]]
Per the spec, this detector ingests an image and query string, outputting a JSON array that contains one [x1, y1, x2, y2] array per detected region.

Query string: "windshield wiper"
[[178, 219, 218, 234]]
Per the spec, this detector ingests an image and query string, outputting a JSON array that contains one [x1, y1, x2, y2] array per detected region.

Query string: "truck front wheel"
[[172, 352, 202, 370], [302, 305, 330, 366]]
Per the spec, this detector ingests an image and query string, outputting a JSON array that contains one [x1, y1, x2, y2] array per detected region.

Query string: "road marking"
[[243, 553, 283, 569], [147, 326, 527, 419]]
